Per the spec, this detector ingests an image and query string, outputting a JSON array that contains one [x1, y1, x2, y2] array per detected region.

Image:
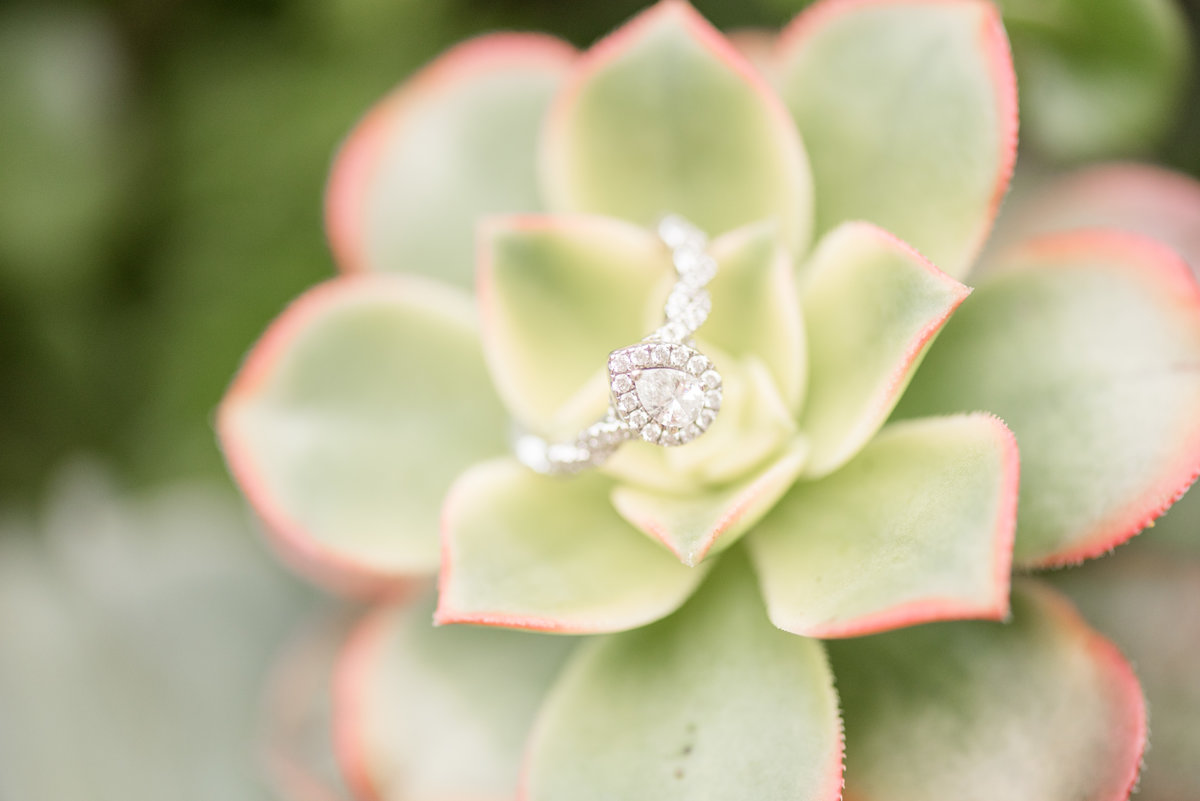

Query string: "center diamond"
[[635, 368, 706, 429]]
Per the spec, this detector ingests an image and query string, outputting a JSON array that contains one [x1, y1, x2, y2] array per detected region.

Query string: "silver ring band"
[[515, 215, 724, 475]]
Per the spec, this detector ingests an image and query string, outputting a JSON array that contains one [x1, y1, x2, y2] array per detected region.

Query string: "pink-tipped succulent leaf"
[[776, 0, 1018, 278], [898, 230, 1200, 566], [540, 0, 814, 253], [217, 275, 508, 594], [325, 33, 574, 284]]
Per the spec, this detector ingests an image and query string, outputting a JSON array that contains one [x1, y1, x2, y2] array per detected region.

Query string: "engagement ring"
[[515, 215, 724, 475]]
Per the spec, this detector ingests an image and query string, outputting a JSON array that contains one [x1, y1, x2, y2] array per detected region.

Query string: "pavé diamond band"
[[515, 215, 724, 475]]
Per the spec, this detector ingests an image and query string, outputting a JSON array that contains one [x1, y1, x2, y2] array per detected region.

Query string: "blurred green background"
[[2, 0, 1198, 508], [0, 0, 798, 508], [0, 1, 1196, 799]]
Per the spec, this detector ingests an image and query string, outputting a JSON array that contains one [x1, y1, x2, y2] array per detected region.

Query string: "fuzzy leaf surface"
[[778, 0, 1017, 277], [612, 437, 809, 566], [541, 1, 813, 252], [897, 231, 1200, 566], [337, 595, 575, 801], [218, 276, 506, 590], [326, 34, 573, 284], [437, 459, 708, 633], [748, 414, 1017, 637], [798, 222, 970, 478], [1050, 543, 1200, 800], [523, 551, 843, 801], [705, 222, 806, 409], [830, 581, 1146, 801]]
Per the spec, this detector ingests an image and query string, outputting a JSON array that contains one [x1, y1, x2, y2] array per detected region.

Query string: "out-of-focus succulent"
[[755, 0, 1193, 160], [997, 0, 1191, 161], [0, 463, 312, 801], [217, 2, 1200, 798]]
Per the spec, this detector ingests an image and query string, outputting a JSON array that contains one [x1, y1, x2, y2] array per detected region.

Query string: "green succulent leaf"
[[540, 1, 814, 253], [896, 230, 1200, 567], [829, 580, 1147, 801], [748, 414, 1017, 638], [611, 437, 809, 566], [218, 275, 507, 591], [336, 594, 575, 801], [999, 0, 1189, 160], [797, 222, 970, 478], [325, 34, 574, 285], [777, 0, 1017, 277], [523, 550, 843, 801], [478, 215, 670, 437], [705, 222, 807, 410], [1049, 543, 1200, 800], [436, 459, 709, 633]]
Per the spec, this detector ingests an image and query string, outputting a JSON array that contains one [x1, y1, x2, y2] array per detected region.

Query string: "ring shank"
[[513, 414, 632, 475]]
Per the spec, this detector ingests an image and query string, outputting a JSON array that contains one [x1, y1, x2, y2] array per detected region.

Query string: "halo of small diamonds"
[[608, 343, 722, 446]]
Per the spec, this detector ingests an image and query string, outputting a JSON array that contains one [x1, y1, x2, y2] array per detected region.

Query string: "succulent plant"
[[217, 1, 1200, 799]]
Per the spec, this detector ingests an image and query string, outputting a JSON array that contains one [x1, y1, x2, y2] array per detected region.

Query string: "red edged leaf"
[[336, 595, 574, 801], [777, 0, 1018, 277], [611, 438, 809, 566], [218, 275, 507, 595], [990, 162, 1200, 271], [326, 33, 574, 283], [749, 414, 1018, 637], [830, 580, 1147, 801], [798, 222, 972, 477], [521, 551, 844, 801], [898, 229, 1200, 566], [540, 0, 814, 252], [1050, 543, 1200, 800], [436, 460, 708, 634]]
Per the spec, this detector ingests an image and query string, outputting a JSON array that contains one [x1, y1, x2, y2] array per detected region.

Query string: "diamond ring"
[[515, 215, 724, 475]]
